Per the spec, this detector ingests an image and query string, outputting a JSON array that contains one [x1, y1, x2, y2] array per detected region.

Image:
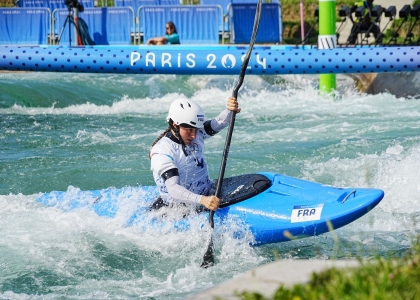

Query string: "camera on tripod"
[[64, 0, 84, 12]]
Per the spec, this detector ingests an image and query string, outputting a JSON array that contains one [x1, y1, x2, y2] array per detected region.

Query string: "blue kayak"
[[37, 172, 384, 246]]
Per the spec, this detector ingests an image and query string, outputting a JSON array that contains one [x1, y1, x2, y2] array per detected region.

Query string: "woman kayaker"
[[149, 97, 240, 212]]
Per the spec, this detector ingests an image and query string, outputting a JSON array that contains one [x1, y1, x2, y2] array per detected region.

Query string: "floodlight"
[[339, 5, 350, 17], [410, 4, 420, 18], [371, 5, 382, 17], [355, 6, 365, 18], [384, 6, 396, 18], [399, 5, 411, 19], [314, 6, 319, 18]]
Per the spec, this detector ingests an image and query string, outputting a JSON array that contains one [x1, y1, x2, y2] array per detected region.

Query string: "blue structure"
[[200, 0, 232, 33], [1, 45, 419, 75], [3, 0, 282, 46], [139, 5, 222, 45], [201, 0, 272, 15], [53, 7, 134, 45], [0, 8, 50, 45], [114, 0, 179, 39], [114, 0, 179, 15], [16, 0, 94, 11], [229, 3, 282, 44]]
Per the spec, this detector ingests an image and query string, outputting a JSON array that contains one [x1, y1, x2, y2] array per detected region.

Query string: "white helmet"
[[166, 99, 205, 129]]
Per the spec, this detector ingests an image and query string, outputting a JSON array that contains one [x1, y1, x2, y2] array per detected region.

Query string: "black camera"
[[371, 5, 383, 18], [399, 5, 411, 19], [384, 6, 396, 18], [355, 6, 365, 18], [339, 5, 351, 17], [65, 0, 84, 12]]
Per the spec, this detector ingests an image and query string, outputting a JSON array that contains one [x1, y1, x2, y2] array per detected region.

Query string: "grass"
[[233, 237, 420, 300]]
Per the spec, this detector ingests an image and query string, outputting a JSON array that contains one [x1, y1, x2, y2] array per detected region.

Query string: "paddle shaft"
[[201, 0, 262, 268], [212, 0, 263, 223], [207, 84, 240, 227]]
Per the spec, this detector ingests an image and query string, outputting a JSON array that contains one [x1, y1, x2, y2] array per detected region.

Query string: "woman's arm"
[[165, 176, 219, 210], [208, 96, 241, 133], [147, 36, 168, 45]]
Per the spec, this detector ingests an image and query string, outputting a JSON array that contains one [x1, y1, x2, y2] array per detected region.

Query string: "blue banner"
[[55, 7, 133, 45], [0, 8, 50, 45], [229, 3, 282, 44], [16, 0, 94, 11]]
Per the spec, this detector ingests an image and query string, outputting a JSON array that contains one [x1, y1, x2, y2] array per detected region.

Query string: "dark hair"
[[149, 126, 171, 159], [149, 119, 187, 159], [166, 21, 177, 34]]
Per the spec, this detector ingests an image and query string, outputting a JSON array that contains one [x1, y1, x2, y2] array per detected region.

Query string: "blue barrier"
[[1, 45, 419, 75], [200, 0, 229, 34], [201, 0, 269, 14], [114, 0, 149, 35], [115, 0, 159, 5], [115, 0, 179, 37], [114, 0, 179, 11], [54, 7, 133, 45], [229, 3, 282, 44], [114, 0, 178, 39], [140, 6, 222, 44], [159, 0, 179, 4], [0, 8, 50, 45], [115, 0, 158, 20], [16, 0, 94, 11], [201, 0, 230, 13]]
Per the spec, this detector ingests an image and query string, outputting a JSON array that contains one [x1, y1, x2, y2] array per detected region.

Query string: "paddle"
[[200, 0, 263, 268]]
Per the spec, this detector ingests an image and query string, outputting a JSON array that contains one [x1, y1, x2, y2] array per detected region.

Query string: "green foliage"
[[236, 238, 420, 300], [281, 0, 356, 22], [386, 16, 420, 44], [0, 0, 14, 6], [281, 0, 357, 44]]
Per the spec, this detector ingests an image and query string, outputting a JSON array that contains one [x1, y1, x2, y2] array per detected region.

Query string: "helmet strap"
[[170, 121, 188, 156]]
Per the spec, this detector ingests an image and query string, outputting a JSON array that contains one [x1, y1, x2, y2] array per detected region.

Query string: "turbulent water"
[[1, 71, 419, 299]]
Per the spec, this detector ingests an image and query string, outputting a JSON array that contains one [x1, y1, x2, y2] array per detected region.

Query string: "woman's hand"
[[200, 195, 220, 211], [227, 96, 241, 113]]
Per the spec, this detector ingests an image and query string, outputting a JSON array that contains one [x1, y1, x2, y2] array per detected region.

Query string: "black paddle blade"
[[200, 237, 215, 268]]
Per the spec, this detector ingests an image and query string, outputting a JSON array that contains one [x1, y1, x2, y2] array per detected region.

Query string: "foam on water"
[[0, 189, 264, 299]]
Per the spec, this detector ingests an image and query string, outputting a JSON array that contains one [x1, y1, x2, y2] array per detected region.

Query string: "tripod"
[[336, 17, 348, 45], [403, 16, 419, 45], [388, 17, 408, 45], [360, 15, 382, 45], [57, 7, 81, 46]]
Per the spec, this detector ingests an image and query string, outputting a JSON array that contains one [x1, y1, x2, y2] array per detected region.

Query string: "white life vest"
[[150, 130, 212, 203]]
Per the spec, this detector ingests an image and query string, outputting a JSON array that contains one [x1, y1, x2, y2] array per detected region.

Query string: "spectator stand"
[[0, 7, 50, 45], [53, 7, 133, 45], [228, 2, 282, 44], [139, 5, 223, 45]]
